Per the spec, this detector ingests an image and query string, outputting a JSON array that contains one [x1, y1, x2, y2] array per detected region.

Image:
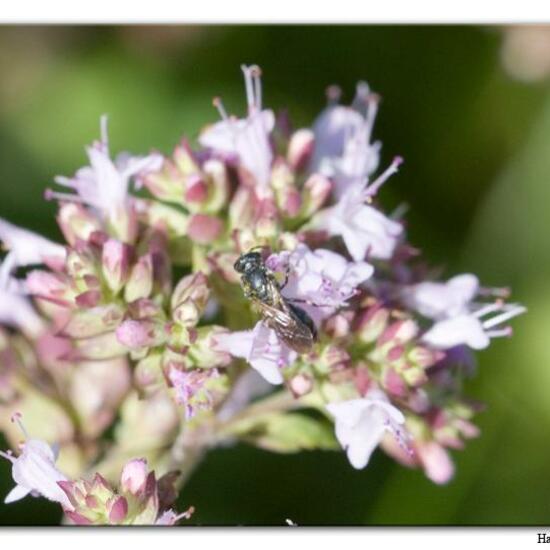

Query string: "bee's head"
[[234, 251, 263, 273]]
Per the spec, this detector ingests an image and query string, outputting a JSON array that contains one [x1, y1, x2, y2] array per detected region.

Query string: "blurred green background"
[[0, 25, 548, 525]]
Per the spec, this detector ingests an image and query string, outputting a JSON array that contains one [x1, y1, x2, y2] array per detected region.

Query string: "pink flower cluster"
[[0, 64, 525, 524]]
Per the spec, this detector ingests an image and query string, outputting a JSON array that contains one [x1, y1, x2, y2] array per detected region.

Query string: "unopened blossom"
[[267, 244, 374, 324], [0, 414, 72, 508], [311, 82, 381, 199], [422, 302, 526, 350], [309, 157, 404, 261], [58, 458, 192, 525], [199, 64, 275, 197], [326, 389, 408, 469], [0, 218, 66, 269], [47, 116, 163, 224]]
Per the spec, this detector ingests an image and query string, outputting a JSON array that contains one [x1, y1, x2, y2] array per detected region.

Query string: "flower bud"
[[106, 202, 138, 245], [125, 255, 153, 303], [254, 198, 280, 240], [187, 214, 223, 245], [116, 319, 166, 350], [139, 201, 189, 238], [107, 495, 128, 524], [384, 368, 408, 397], [356, 305, 390, 343], [56, 202, 102, 246], [202, 159, 229, 214], [378, 319, 418, 346], [288, 373, 313, 398], [173, 140, 199, 175], [120, 458, 149, 495], [316, 344, 350, 374], [171, 272, 210, 327], [102, 239, 132, 294], [134, 352, 164, 394], [271, 160, 302, 218], [26, 270, 71, 307], [300, 174, 332, 218], [143, 160, 185, 203], [184, 173, 208, 204], [287, 128, 315, 171], [415, 441, 455, 485], [229, 186, 256, 230], [72, 331, 129, 360], [62, 304, 125, 339]]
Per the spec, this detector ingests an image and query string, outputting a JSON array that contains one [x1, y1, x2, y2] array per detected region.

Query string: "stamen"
[[0, 450, 15, 463], [390, 202, 410, 221], [44, 189, 83, 204], [478, 286, 511, 299], [241, 64, 256, 113], [0, 252, 16, 289], [354, 81, 370, 103], [326, 84, 342, 105], [482, 305, 526, 330], [363, 94, 380, 144], [212, 97, 229, 122], [485, 327, 513, 338], [100, 114, 109, 154], [251, 65, 262, 111], [53, 176, 74, 188], [473, 301, 504, 319], [11, 412, 29, 440], [364, 156, 403, 199]]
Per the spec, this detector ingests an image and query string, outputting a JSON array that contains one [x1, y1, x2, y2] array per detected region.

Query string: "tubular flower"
[[200, 64, 275, 198], [310, 82, 381, 199], [0, 414, 72, 508]]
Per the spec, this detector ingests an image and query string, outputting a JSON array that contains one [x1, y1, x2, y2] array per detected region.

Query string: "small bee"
[[234, 249, 317, 354]]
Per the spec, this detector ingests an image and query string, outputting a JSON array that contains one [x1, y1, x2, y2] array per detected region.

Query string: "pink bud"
[[288, 374, 313, 397], [124, 255, 153, 303], [102, 239, 132, 293], [287, 128, 315, 171], [185, 174, 208, 203], [187, 214, 223, 245], [75, 290, 101, 308], [65, 511, 93, 525], [301, 173, 332, 216], [116, 320, 160, 349], [26, 270, 69, 306], [384, 368, 407, 397], [120, 459, 149, 495], [229, 186, 256, 229], [387, 345, 405, 362], [378, 319, 418, 346], [108, 496, 128, 523], [56, 202, 102, 246], [283, 189, 302, 217], [416, 441, 455, 485]]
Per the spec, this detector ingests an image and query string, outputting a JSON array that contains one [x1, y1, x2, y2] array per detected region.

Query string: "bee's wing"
[[256, 300, 315, 354]]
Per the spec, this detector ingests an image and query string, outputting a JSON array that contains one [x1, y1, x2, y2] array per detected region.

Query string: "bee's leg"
[[288, 297, 332, 308], [279, 264, 291, 290]]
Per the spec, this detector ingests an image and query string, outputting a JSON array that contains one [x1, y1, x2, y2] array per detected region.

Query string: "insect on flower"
[[234, 248, 317, 354]]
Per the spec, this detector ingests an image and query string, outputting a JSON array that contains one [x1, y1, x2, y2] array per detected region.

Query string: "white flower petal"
[[422, 315, 490, 350], [4, 484, 31, 504]]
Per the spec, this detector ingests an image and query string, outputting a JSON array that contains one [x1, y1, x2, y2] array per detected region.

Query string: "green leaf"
[[227, 412, 338, 453]]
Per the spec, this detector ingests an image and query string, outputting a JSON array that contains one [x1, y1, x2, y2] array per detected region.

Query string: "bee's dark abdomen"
[[287, 303, 317, 340]]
